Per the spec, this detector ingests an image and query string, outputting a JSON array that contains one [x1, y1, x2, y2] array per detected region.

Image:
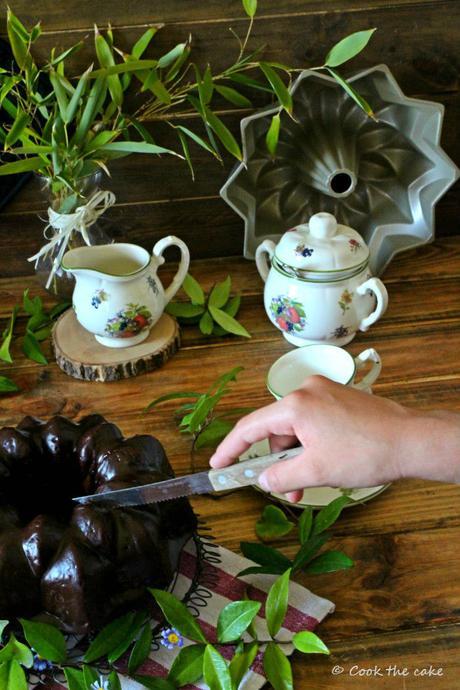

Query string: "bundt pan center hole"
[[328, 170, 356, 197]]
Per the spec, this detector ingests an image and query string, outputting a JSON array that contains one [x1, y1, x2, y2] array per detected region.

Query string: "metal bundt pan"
[[220, 64, 459, 275]]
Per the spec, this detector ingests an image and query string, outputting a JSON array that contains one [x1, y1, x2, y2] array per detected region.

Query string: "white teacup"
[[267, 344, 381, 399]]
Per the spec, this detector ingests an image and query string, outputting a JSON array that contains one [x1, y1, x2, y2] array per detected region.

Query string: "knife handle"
[[208, 446, 303, 492]]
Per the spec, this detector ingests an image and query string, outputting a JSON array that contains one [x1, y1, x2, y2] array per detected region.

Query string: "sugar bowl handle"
[[255, 239, 276, 282], [152, 235, 190, 304], [356, 277, 388, 331]]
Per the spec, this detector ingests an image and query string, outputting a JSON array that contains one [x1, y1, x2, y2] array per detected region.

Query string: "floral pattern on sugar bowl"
[[256, 212, 388, 347], [269, 296, 307, 334]]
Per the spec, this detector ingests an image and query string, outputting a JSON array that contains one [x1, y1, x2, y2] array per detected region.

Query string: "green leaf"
[[144, 390, 200, 412], [98, 140, 181, 157], [0, 377, 18, 394], [256, 505, 295, 541], [6, 8, 29, 70], [204, 107, 242, 160], [312, 496, 352, 535], [182, 274, 205, 305], [63, 667, 86, 690], [211, 366, 244, 392], [5, 110, 30, 148], [108, 670, 122, 690], [0, 660, 27, 690], [20, 619, 66, 663], [134, 676, 176, 690], [209, 276, 232, 309], [326, 68, 375, 118], [0, 621, 8, 641], [229, 73, 272, 93], [171, 124, 221, 160], [158, 43, 187, 69], [266, 113, 281, 156], [90, 59, 158, 77], [303, 550, 354, 574], [95, 29, 123, 107], [149, 589, 207, 643], [107, 611, 146, 663], [165, 302, 205, 318], [142, 70, 171, 104], [292, 631, 330, 654], [203, 644, 232, 690], [0, 634, 33, 667], [242, 0, 258, 18], [83, 612, 139, 663], [291, 533, 329, 572], [0, 306, 18, 363], [9, 144, 53, 155], [325, 28, 376, 67], [73, 74, 107, 146], [177, 129, 194, 180], [240, 542, 292, 571], [49, 70, 70, 122], [238, 565, 288, 577], [195, 418, 233, 449], [217, 601, 261, 643], [48, 41, 83, 67], [128, 623, 152, 674], [0, 157, 44, 176], [265, 569, 291, 638], [22, 332, 47, 365], [187, 392, 222, 433], [215, 85, 252, 108], [259, 63, 292, 114], [168, 644, 205, 686], [82, 665, 99, 687], [65, 65, 92, 124], [298, 507, 313, 544], [229, 641, 258, 689], [224, 295, 241, 318], [209, 306, 250, 338], [199, 311, 214, 335], [133, 27, 161, 59], [263, 642, 293, 690]]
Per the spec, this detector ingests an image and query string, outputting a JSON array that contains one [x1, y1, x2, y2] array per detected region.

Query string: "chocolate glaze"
[[0, 415, 197, 633]]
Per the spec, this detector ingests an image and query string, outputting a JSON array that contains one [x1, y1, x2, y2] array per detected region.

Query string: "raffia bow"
[[28, 189, 116, 289]]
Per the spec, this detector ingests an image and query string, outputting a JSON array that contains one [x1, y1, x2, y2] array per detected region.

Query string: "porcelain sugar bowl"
[[255, 212, 388, 346]]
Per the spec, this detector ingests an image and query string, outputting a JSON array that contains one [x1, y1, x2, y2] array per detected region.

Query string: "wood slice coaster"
[[52, 309, 180, 382]]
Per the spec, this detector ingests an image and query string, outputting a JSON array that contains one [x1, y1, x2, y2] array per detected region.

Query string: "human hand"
[[209, 375, 423, 502]]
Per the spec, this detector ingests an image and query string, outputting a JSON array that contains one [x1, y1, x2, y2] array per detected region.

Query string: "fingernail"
[[258, 472, 270, 492], [209, 455, 217, 467]]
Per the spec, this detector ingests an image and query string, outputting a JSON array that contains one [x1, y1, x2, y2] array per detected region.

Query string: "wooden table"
[[1, 237, 460, 689]]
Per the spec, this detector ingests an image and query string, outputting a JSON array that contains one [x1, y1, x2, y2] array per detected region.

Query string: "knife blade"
[[73, 446, 302, 508]]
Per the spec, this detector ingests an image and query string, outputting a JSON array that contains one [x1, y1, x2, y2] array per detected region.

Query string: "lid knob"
[[309, 212, 338, 239]]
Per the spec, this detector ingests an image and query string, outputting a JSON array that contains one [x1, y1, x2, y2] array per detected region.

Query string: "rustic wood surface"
[[1, 236, 460, 688], [0, 0, 459, 277]]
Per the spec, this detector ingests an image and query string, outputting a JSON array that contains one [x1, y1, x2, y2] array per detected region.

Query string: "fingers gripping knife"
[[74, 447, 303, 507]]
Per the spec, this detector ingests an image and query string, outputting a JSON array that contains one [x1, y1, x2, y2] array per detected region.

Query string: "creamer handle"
[[356, 277, 388, 331], [255, 239, 276, 282], [152, 236, 190, 304]]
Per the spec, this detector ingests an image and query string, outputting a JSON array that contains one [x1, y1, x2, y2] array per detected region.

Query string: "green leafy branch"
[[145, 366, 252, 458], [0, 290, 69, 394], [239, 497, 355, 577], [165, 274, 250, 339]]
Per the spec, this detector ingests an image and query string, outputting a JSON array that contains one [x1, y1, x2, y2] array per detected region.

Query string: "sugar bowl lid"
[[275, 212, 369, 272]]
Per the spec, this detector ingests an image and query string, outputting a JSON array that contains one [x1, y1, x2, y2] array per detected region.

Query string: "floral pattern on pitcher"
[[147, 275, 159, 295], [349, 238, 362, 253], [338, 289, 353, 314], [105, 303, 153, 338], [270, 296, 306, 334], [91, 289, 109, 309], [330, 325, 349, 339]]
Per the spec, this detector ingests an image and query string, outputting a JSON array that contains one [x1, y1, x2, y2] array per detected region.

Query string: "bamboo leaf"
[[171, 124, 221, 160], [142, 70, 171, 104], [209, 276, 231, 309], [204, 107, 242, 160], [229, 73, 272, 93], [182, 274, 205, 305], [242, 0, 258, 18], [158, 43, 187, 69], [95, 29, 123, 107], [65, 65, 92, 124], [165, 302, 205, 318], [325, 28, 376, 67], [89, 59, 158, 77], [133, 27, 161, 59], [215, 84, 252, 108], [7, 8, 29, 69], [266, 113, 281, 156], [4, 110, 30, 148], [327, 68, 375, 118], [49, 71, 70, 122], [199, 311, 214, 336], [259, 63, 292, 114], [48, 41, 84, 68], [98, 140, 182, 157], [0, 157, 44, 176], [73, 74, 107, 145]]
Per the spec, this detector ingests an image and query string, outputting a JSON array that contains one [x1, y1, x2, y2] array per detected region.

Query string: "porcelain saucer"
[[239, 438, 389, 508]]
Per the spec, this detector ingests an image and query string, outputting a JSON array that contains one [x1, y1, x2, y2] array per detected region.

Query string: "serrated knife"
[[73, 446, 302, 507]]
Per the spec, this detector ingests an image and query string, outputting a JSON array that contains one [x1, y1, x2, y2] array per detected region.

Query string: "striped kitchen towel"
[[36, 538, 335, 690]]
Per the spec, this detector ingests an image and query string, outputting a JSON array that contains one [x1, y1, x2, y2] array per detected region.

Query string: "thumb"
[[258, 452, 323, 494]]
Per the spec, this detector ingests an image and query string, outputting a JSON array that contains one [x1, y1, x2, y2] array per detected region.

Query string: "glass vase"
[[33, 172, 113, 300]]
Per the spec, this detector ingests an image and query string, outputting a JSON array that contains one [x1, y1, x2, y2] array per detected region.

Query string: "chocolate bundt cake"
[[0, 414, 196, 634]]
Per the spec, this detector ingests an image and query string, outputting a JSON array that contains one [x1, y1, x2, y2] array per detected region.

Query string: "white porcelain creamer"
[[256, 212, 388, 347], [62, 236, 189, 348]]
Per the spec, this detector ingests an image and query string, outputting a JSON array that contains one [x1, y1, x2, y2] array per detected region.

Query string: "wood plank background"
[[0, 0, 459, 278]]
